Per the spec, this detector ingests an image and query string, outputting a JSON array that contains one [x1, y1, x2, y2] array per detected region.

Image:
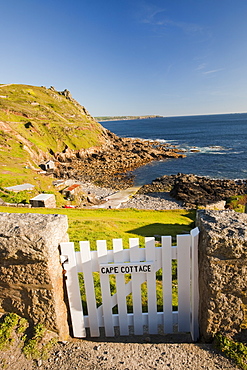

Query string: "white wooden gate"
[[60, 227, 199, 341]]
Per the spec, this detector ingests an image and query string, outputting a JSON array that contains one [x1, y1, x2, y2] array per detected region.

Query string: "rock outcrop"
[[53, 133, 185, 189], [139, 173, 247, 208]]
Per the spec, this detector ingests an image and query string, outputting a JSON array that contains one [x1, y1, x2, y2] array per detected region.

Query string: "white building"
[[30, 194, 56, 208], [5, 183, 35, 192]]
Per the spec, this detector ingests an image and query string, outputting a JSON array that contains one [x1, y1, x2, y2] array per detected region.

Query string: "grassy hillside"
[[0, 206, 196, 248], [0, 84, 107, 191]]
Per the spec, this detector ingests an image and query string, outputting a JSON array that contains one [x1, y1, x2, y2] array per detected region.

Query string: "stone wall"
[[0, 212, 70, 340], [1, 210, 246, 343], [196, 210, 247, 342]]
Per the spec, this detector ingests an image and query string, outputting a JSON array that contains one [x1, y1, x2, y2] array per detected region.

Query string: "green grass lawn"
[[0, 207, 195, 248]]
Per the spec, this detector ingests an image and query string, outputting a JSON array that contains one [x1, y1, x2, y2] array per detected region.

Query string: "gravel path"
[[65, 180, 185, 210], [32, 337, 239, 370]]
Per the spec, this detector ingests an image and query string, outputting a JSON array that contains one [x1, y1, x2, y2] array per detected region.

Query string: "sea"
[[100, 113, 247, 186]]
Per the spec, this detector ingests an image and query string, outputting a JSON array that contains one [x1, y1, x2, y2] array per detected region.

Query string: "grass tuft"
[[0, 313, 20, 350], [0, 313, 57, 362], [214, 334, 247, 370]]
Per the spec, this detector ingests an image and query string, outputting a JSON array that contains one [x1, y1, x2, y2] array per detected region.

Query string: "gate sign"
[[100, 261, 154, 275]]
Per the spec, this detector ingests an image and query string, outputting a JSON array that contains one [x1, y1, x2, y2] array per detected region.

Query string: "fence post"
[[190, 227, 199, 341], [177, 234, 191, 332], [0, 212, 70, 340]]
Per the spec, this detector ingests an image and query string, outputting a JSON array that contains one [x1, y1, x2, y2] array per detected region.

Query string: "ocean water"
[[100, 113, 247, 185]]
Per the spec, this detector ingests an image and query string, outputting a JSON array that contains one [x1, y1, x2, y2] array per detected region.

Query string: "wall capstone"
[[196, 210, 247, 342], [0, 212, 70, 340]]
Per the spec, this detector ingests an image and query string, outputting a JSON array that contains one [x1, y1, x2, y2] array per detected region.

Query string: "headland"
[[95, 115, 163, 121]]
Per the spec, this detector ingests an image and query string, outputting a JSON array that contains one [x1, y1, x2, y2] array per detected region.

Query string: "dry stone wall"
[[0, 212, 70, 340], [196, 210, 247, 342]]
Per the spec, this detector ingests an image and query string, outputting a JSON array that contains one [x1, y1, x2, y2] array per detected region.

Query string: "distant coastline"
[[101, 113, 247, 182], [95, 115, 163, 122]]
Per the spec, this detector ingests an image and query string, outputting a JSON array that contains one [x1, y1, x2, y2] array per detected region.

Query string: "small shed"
[[30, 194, 56, 208], [40, 160, 55, 171], [62, 184, 82, 199], [5, 183, 35, 192]]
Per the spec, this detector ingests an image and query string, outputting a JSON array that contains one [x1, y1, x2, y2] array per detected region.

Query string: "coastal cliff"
[[0, 84, 184, 189], [0, 84, 108, 161], [0, 84, 110, 187]]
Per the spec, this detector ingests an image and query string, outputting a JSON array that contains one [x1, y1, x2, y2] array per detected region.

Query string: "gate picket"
[[145, 237, 158, 334], [97, 240, 115, 336], [161, 235, 173, 333], [113, 239, 129, 335], [61, 228, 199, 341], [60, 242, 86, 338], [80, 241, 100, 337], [129, 238, 143, 335]]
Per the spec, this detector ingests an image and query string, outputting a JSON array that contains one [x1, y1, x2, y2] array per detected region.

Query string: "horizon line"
[[95, 111, 247, 119]]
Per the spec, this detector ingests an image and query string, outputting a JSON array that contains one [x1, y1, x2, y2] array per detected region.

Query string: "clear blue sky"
[[1, 0, 247, 117]]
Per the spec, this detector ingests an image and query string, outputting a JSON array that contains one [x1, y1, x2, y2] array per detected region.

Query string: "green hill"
[[0, 84, 108, 189]]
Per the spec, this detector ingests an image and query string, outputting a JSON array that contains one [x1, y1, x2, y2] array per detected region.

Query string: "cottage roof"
[[66, 184, 81, 192], [30, 194, 54, 201]]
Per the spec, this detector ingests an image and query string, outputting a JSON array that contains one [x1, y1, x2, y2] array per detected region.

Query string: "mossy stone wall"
[[0, 212, 70, 340]]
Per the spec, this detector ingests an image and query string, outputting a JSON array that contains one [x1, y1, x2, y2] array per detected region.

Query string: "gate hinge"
[[60, 255, 68, 264]]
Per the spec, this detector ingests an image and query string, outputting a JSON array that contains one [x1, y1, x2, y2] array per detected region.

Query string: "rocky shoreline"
[[66, 173, 247, 210], [139, 173, 247, 208], [52, 130, 185, 189], [48, 131, 247, 208]]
